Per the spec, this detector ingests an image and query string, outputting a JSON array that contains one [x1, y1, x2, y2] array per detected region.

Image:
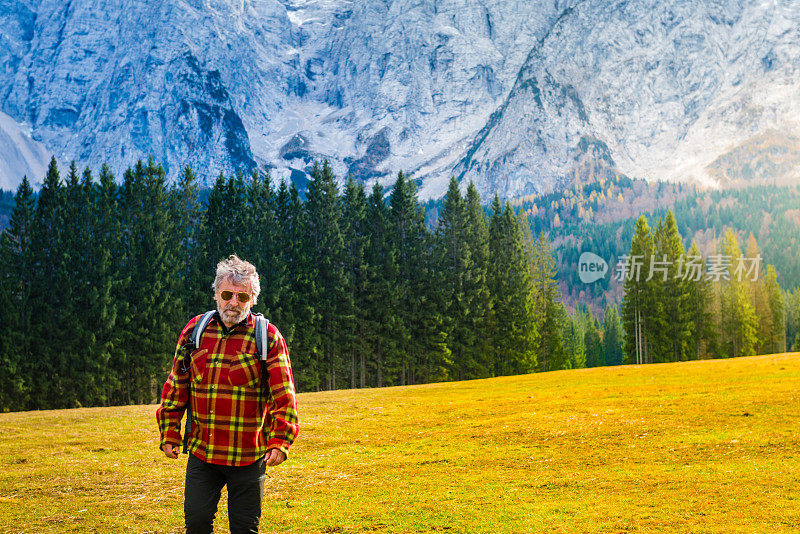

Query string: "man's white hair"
[[213, 254, 261, 304]]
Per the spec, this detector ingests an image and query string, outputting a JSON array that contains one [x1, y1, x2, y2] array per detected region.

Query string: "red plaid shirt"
[[156, 311, 299, 466]]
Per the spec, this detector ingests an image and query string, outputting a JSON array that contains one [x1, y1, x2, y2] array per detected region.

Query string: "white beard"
[[219, 305, 245, 326]]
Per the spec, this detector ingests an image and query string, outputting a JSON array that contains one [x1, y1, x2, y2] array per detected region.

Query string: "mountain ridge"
[[1, 0, 799, 196]]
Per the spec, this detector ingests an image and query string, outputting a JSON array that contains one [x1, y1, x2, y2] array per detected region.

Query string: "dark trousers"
[[185, 453, 266, 534]]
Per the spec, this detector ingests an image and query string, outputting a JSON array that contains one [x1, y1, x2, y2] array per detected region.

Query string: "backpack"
[[182, 311, 270, 452]]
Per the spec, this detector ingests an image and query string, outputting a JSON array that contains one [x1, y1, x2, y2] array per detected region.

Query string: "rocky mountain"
[[1, 0, 799, 198], [456, 0, 800, 198]]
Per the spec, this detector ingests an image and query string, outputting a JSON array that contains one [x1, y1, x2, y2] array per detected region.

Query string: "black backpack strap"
[[253, 313, 271, 384], [253, 313, 270, 361], [192, 311, 216, 348]]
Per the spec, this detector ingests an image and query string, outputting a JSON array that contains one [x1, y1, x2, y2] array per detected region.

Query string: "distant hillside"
[[516, 177, 800, 314]]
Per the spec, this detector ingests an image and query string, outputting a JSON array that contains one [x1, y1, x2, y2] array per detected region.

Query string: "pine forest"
[[0, 157, 797, 412]]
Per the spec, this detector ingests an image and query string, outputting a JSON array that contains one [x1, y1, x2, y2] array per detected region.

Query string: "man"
[[157, 254, 299, 534]]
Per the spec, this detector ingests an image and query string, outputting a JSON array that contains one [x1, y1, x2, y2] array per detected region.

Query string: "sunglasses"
[[219, 290, 251, 303]]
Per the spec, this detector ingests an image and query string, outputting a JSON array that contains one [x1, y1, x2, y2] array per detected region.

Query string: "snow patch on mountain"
[[0, 110, 52, 190]]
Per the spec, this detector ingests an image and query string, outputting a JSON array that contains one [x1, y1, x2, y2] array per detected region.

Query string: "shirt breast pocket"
[[228, 353, 260, 388], [190, 349, 208, 384]]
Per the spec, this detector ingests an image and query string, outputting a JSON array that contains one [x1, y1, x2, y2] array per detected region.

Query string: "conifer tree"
[[170, 164, 205, 321], [718, 228, 757, 358], [389, 171, 443, 384], [762, 265, 785, 354], [242, 168, 282, 317], [621, 215, 656, 364], [652, 210, 691, 362], [274, 180, 317, 391], [363, 183, 401, 387], [305, 161, 347, 390], [88, 163, 122, 405], [743, 234, 785, 355], [435, 177, 471, 379], [414, 242, 452, 383], [341, 176, 369, 388], [199, 171, 249, 296], [785, 289, 800, 351], [0, 253, 16, 409], [59, 162, 97, 405], [200, 173, 230, 291], [602, 304, 625, 366], [563, 313, 586, 369], [743, 234, 764, 355], [118, 159, 176, 404], [583, 315, 603, 368], [685, 240, 713, 359], [463, 182, 493, 377], [488, 196, 536, 375], [28, 157, 69, 408], [530, 231, 565, 371], [0, 176, 36, 410], [272, 181, 297, 339], [225, 172, 249, 254]]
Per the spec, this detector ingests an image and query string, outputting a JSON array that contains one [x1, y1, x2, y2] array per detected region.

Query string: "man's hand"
[[163, 443, 180, 459], [265, 448, 286, 467]]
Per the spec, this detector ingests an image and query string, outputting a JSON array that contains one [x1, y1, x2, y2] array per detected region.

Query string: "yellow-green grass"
[[2, 353, 800, 533]]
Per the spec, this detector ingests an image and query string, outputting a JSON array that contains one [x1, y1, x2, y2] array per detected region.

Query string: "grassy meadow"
[[1, 353, 800, 533]]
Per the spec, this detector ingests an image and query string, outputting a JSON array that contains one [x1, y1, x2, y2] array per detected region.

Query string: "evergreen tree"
[[685, 240, 714, 360], [200, 173, 230, 290], [785, 289, 800, 351], [117, 159, 176, 404], [242, 168, 282, 317], [0, 176, 36, 410], [89, 163, 122, 405], [530, 231, 565, 371], [563, 313, 586, 369], [199, 172, 248, 294], [717, 228, 757, 358], [487, 196, 536, 375], [621, 215, 656, 364], [389, 171, 444, 384], [225, 172, 249, 254], [742, 234, 786, 355], [745, 234, 770, 355], [583, 315, 603, 368], [305, 161, 347, 390], [274, 180, 317, 391], [363, 183, 401, 387], [652, 210, 691, 362], [463, 182, 493, 377], [435, 177, 471, 380], [762, 265, 785, 354], [59, 162, 97, 406], [0, 252, 15, 409], [28, 157, 69, 408], [341, 176, 369, 388], [170, 164, 206, 321], [602, 304, 625, 366]]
